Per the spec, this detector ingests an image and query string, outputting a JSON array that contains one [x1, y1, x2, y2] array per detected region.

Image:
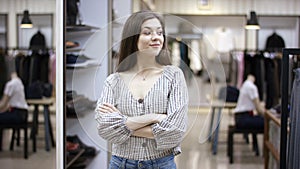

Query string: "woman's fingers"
[[103, 103, 120, 112], [98, 105, 113, 113], [98, 103, 119, 113]]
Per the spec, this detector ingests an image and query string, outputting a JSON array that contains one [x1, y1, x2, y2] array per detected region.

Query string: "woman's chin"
[[141, 49, 161, 56]]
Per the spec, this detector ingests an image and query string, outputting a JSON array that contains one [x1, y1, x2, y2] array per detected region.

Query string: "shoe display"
[[66, 141, 81, 155], [66, 135, 98, 168], [66, 91, 96, 118], [66, 41, 80, 48], [66, 135, 97, 157]]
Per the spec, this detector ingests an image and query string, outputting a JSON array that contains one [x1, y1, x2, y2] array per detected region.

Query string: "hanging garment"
[[265, 32, 285, 52], [171, 41, 180, 67], [189, 40, 202, 74], [243, 53, 264, 100], [214, 27, 235, 53], [50, 53, 56, 84], [179, 41, 192, 82], [264, 58, 276, 109], [15, 53, 31, 88], [29, 52, 50, 84], [30, 31, 46, 51], [179, 41, 190, 68], [236, 52, 245, 88], [287, 68, 300, 169]]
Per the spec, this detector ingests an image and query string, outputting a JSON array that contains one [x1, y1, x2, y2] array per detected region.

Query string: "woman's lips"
[[150, 44, 161, 47]]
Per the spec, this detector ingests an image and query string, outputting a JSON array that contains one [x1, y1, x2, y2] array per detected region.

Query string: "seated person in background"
[[233, 74, 265, 130], [0, 69, 28, 125]]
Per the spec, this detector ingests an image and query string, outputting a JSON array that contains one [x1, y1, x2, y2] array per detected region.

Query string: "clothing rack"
[[5, 47, 55, 57], [5, 47, 55, 51], [167, 33, 202, 41], [280, 48, 300, 169]]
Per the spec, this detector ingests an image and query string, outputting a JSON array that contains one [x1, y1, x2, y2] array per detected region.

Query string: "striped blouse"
[[95, 65, 188, 160]]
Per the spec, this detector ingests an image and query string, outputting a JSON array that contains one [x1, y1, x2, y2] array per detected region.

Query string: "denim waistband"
[[111, 154, 175, 168]]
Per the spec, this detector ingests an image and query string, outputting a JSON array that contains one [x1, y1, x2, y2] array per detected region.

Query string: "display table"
[[207, 100, 236, 154], [27, 98, 55, 151]]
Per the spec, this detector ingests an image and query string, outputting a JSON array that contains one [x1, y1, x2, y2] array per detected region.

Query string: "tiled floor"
[[0, 109, 56, 169], [0, 77, 264, 169], [175, 110, 264, 169], [0, 108, 264, 169]]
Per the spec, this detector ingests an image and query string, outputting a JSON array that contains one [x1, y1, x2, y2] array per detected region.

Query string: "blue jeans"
[[109, 154, 176, 169]]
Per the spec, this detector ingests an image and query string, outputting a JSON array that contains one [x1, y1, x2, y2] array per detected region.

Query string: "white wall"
[[0, 0, 56, 48], [112, 0, 132, 52], [133, 0, 300, 50], [154, 0, 300, 15]]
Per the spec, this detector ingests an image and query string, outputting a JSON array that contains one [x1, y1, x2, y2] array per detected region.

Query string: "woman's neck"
[[135, 55, 161, 72]]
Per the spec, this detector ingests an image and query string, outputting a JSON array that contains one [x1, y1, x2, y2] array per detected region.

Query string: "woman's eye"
[[157, 31, 163, 36], [143, 31, 151, 35]]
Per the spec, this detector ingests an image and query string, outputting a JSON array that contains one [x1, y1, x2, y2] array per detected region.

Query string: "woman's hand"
[[98, 103, 120, 114], [152, 114, 167, 123]]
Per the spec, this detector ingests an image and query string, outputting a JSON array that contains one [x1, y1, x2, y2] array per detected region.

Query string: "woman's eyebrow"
[[142, 26, 162, 30]]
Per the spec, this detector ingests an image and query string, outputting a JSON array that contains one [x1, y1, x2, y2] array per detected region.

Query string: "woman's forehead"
[[141, 18, 162, 29]]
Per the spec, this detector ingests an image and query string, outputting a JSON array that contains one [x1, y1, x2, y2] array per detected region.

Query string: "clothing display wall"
[[228, 50, 282, 109], [288, 68, 300, 169], [169, 37, 203, 82], [12, 31, 53, 99]]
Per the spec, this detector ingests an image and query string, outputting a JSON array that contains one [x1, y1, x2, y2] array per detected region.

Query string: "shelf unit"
[[66, 25, 100, 32], [65, 23, 103, 168], [64, 1, 109, 168], [65, 24, 102, 69]]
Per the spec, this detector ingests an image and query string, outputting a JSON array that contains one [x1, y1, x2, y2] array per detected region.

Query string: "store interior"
[[0, 0, 300, 168]]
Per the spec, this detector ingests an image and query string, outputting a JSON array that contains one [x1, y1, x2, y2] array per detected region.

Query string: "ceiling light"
[[21, 10, 33, 28], [245, 11, 260, 30]]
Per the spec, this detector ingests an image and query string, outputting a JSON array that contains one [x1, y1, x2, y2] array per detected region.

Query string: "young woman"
[[95, 11, 188, 168]]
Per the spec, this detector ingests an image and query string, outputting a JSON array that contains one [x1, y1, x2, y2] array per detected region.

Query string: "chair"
[[227, 125, 264, 163], [0, 110, 36, 159]]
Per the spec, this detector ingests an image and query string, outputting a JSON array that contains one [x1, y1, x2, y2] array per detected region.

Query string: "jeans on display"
[[109, 154, 176, 169]]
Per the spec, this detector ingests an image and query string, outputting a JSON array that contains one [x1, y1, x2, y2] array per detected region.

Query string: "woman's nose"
[[151, 33, 159, 40]]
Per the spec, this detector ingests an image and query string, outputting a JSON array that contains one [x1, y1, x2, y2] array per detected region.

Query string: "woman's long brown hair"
[[117, 11, 171, 72]]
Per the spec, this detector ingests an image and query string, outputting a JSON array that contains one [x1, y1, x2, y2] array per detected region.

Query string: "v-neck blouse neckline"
[[116, 66, 168, 101]]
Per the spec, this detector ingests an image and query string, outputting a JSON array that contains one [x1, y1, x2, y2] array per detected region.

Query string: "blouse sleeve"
[[151, 69, 188, 150], [94, 76, 132, 144]]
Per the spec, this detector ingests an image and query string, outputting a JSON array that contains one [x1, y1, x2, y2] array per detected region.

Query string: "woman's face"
[[137, 18, 164, 56]]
